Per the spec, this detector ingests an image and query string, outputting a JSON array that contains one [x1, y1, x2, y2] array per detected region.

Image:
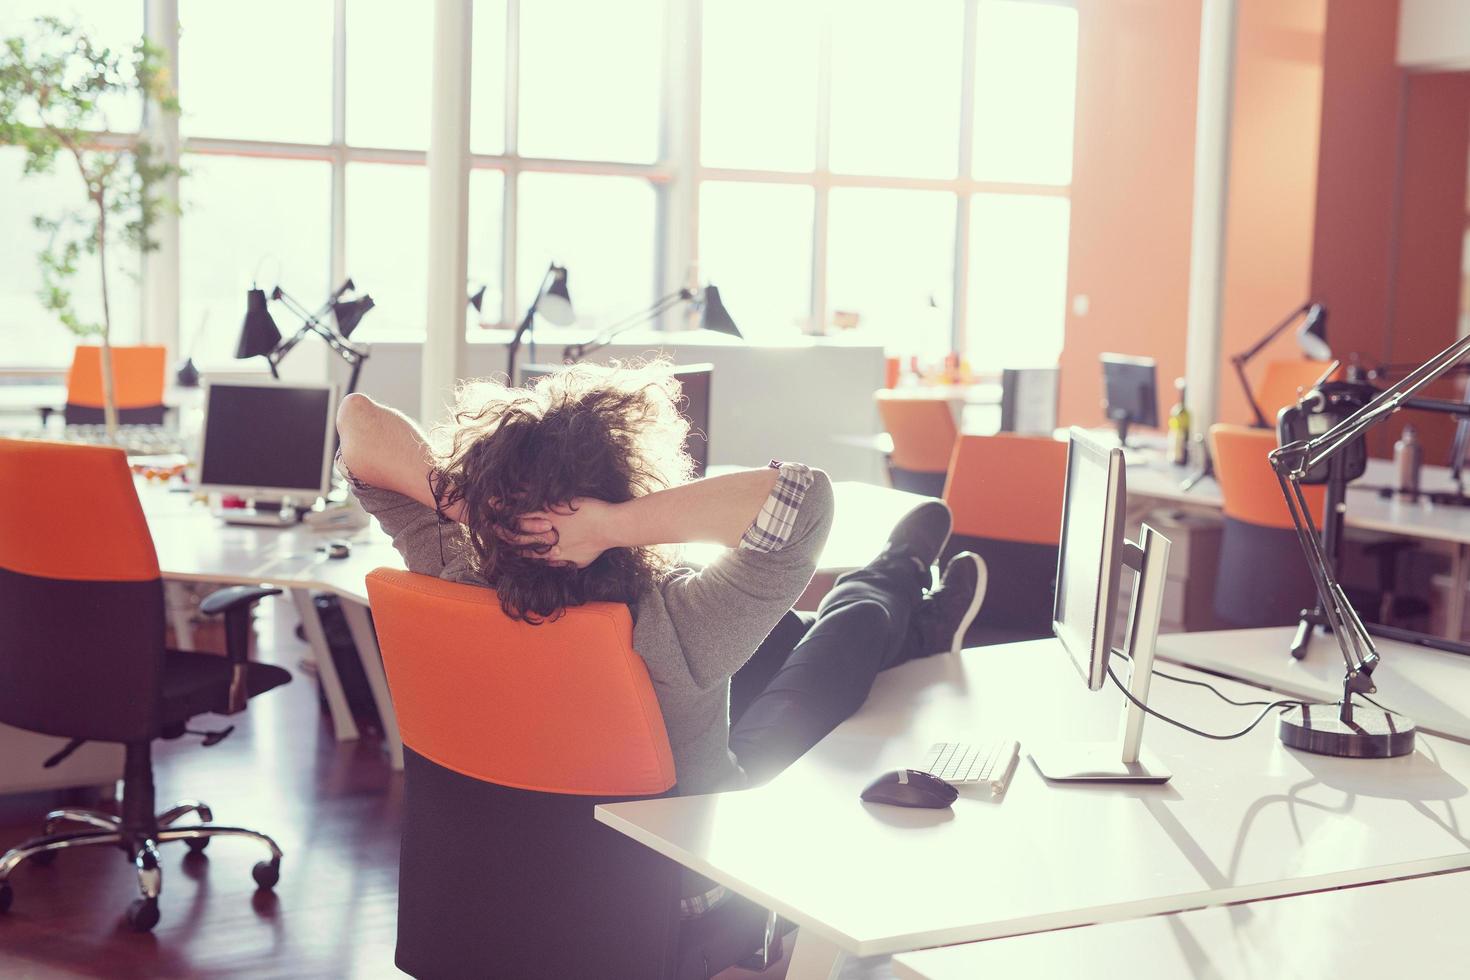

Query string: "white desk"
[[596, 639, 1470, 979], [892, 868, 1470, 979], [139, 480, 928, 774], [1157, 626, 1470, 743]]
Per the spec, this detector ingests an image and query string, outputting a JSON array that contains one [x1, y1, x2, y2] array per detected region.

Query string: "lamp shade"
[[236, 288, 283, 359], [333, 295, 376, 338], [699, 284, 742, 339], [538, 265, 575, 326], [1296, 304, 1330, 361]]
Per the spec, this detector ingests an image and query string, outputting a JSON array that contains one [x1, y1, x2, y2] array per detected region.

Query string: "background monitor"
[[520, 363, 713, 478], [1100, 353, 1159, 446], [197, 380, 339, 500], [1052, 427, 1128, 691], [1000, 367, 1060, 436]]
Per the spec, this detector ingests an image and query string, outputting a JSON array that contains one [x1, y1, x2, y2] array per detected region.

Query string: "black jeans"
[[727, 554, 928, 785]]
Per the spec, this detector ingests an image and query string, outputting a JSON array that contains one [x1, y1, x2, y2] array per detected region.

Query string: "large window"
[[2, 0, 1079, 370]]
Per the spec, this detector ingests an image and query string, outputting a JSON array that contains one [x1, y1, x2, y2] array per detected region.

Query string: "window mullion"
[[954, 0, 980, 357], [810, 0, 834, 336]]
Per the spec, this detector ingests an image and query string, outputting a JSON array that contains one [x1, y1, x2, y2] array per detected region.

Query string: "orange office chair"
[[0, 439, 289, 931], [366, 569, 776, 980], [875, 393, 960, 497], [1252, 360, 1337, 428], [941, 434, 1068, 644], [59, 344, 168, 425], [1210, 424, 1327, 627]]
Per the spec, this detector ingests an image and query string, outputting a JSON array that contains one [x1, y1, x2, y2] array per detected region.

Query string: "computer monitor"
[[520, 363, 713, 478], [197, 380, 339, 517], [1100, 354, 1159, 447], [1031, 427, 1172, 784], [1000, 367, 1060, 436]]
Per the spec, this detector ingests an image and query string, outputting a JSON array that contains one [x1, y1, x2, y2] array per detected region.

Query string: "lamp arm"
[[1269, 327, 1470, 714], [562, 289, 692, 363], [1237, 301, 1313, 365]]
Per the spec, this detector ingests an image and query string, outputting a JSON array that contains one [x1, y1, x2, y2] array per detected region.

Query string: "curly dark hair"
[[430, 361, 694, 623]]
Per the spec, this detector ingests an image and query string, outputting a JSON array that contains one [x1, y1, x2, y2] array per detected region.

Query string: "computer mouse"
[[326, 539, 352, 560], [859, 769, 958, 809]]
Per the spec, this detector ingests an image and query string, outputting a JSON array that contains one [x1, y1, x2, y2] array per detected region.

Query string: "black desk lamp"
[[1233, 301, 1331, 428], [560, 284, 742, 364], [506, 263, 574, 382], [236, 279, 374, 395], [1264, 328, 1470, 758]]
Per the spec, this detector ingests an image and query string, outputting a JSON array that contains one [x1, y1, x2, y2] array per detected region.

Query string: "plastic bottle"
[[1394, 425, 1422, 496], [1167, 377, 1191, 467]]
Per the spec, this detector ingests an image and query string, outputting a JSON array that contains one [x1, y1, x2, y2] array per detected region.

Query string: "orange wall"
[[1377, 71, 1470, 460], [1216, 0, 1328, 427], [1059, 0, 1201, 429]]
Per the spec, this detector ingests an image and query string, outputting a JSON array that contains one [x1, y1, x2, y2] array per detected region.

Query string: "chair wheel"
[[252, 859, 280, 890], [30, 849, 56, 867], [127, 898, 160, 932], [0, 883, 12, 913], [185, 837, 209, 854]]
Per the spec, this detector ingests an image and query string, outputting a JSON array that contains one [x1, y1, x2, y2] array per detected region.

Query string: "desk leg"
[[1450, 543, 1469, 644], [291, 588, 360, 742], [340, 600, 404, 771], [785, 929, 846, 980]]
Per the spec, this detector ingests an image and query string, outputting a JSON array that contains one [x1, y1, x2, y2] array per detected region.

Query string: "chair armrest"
[[200, 585, 283, 714]]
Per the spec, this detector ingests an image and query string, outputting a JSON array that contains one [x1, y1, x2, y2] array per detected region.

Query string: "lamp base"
[[1278, 703, 1415, 758]]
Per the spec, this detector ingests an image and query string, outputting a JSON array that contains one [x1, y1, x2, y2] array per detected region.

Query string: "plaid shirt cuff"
[[739, 461, 813, 553]]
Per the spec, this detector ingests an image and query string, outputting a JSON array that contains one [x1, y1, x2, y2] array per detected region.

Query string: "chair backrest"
[[875, 393, 959, 474], [1210, 424, 1324, 528], [1255, 359, 1337, 426], [941, 434, 1067, 637], [66, 345, 167, 410], [0, 439, 165, 742], [367, 568, 674, 795], [1209, 424, 1323, 626], [366, 568, 682, 978]]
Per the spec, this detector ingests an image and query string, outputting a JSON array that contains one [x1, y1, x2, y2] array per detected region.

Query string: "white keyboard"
[[921, 740, 1021, 794]]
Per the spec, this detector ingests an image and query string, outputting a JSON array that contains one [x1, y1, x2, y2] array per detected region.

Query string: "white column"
[[422, 0, 474, 424], [1183, 0, 1238, 435], [142, 0, 181, 357]]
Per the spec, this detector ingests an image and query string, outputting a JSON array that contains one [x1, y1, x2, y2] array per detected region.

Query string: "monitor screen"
[[1101, 354, 1159, 428], [1053, 428, 1126, 691], [520, 363, 711, 478], [198, 382, 338, 498]]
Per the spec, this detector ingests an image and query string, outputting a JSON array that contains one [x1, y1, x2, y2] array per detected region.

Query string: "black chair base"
[[0, 799, 283, 932]]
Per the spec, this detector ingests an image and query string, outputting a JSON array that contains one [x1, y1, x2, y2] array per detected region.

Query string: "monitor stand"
[[216, 497, 306, 527], [1031, 524, 1173, 784]]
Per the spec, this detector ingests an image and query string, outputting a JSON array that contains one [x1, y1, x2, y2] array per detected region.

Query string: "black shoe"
[[881, 500, 953, 573], [917, 552, 987, 655]]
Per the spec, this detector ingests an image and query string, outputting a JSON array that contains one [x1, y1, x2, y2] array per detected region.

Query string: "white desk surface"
[[1157, 626, 1470, 743], [597, 639, 1470, 965], [0, 384, 66, 413], [891, 868, 1470, 979]]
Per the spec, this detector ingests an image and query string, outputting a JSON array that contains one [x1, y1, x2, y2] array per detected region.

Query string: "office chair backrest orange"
[[65, 344, 168, 424], [366, 569, 684, 978], [941, 434, 1067, 642], [1210, 424, 1325, 627], [875, 393, 960, 497], [1254, 360, 1338, 427], [0, 439, 164, 741]]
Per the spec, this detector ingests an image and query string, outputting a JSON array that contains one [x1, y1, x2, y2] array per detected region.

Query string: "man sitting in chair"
[[336, 362, 983, 910]]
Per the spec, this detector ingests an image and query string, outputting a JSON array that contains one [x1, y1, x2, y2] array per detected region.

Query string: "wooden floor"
[[0, 601, 797, 980]]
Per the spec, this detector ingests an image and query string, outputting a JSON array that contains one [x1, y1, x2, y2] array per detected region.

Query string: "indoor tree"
[[0, 16, 180, 439]]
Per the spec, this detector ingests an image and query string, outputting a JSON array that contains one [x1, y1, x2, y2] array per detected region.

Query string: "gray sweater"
[[346, 466, 835, 795]]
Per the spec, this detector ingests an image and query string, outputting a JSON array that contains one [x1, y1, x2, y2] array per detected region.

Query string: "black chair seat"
[[160, 651, 291, 724]]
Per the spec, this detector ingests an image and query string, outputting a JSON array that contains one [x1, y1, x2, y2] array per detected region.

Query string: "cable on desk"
[[1105, 662, 1309, 741], [1111, 649, 1282, 708]]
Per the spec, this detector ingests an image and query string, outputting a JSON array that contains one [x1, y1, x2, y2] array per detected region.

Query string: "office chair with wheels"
[[1210, 424, 1327, 626], [43, 344, 170, 427], [941, 434, 1068, 644], [875, 393, 960, 497], [366, 569, 779, 980], [0, 439, 291, 932]]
